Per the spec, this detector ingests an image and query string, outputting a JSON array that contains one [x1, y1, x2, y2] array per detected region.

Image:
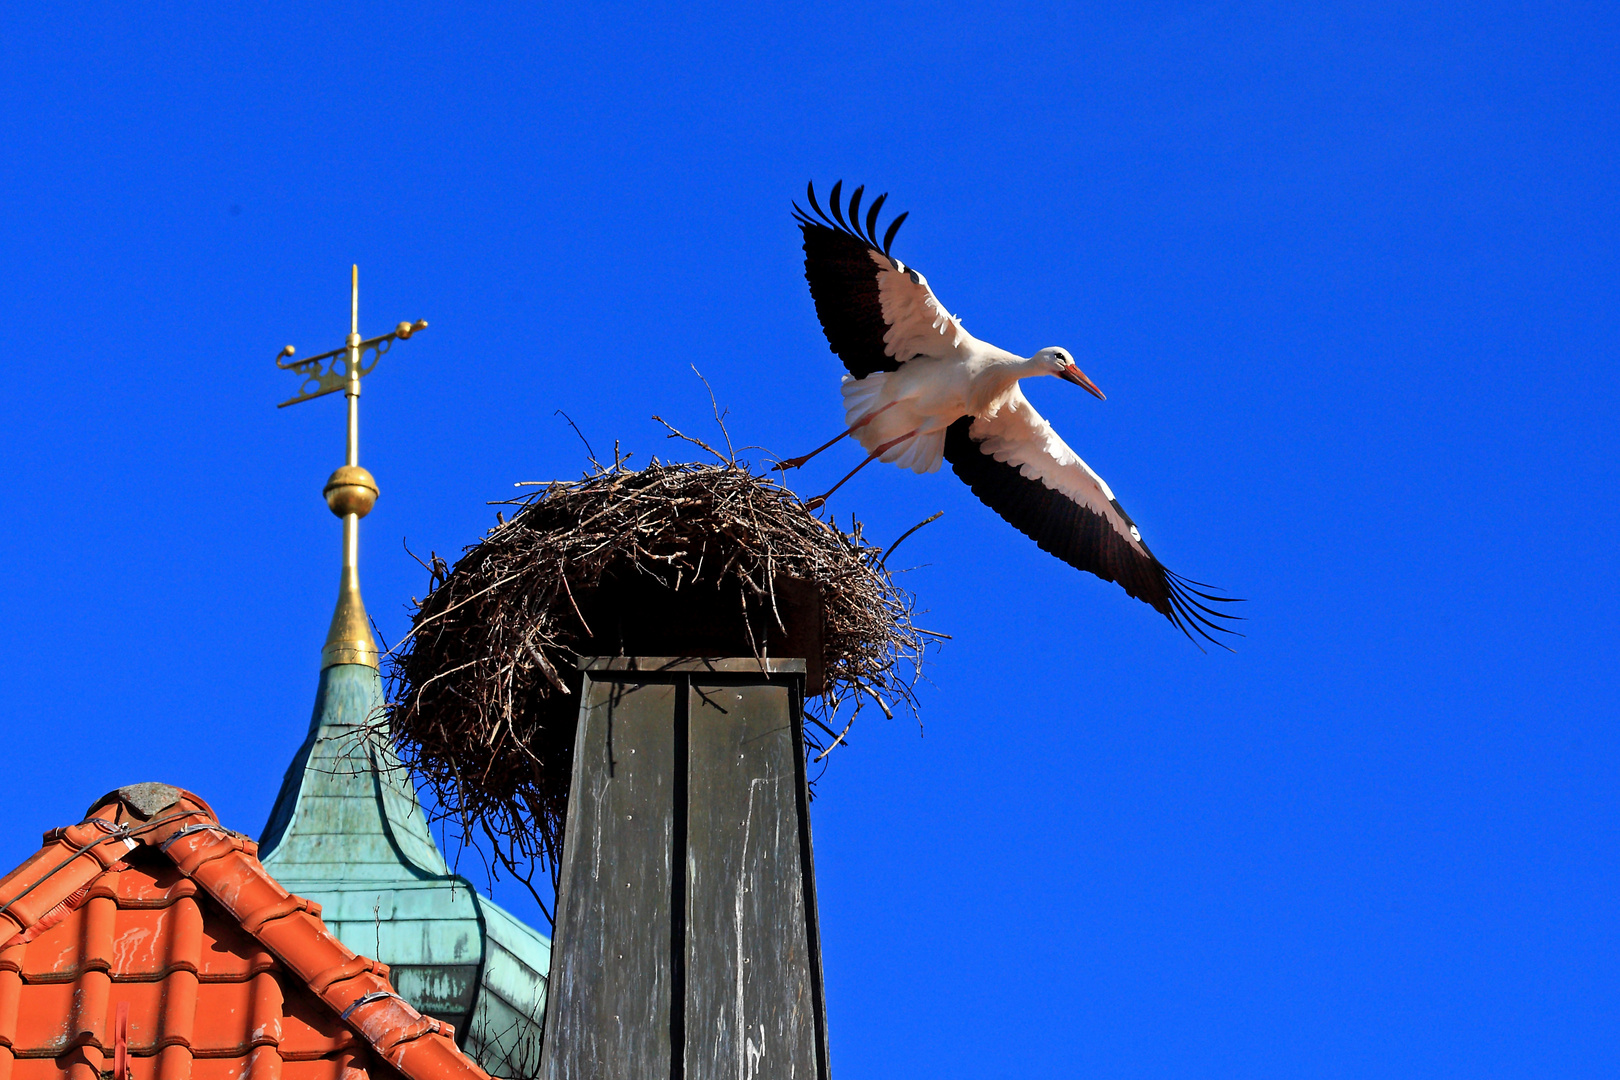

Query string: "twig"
[[650, 415, 728, 465], [689, 365, 736, 464], [813, 701, 862, 762], [554, 410, 599, 467], [881, 511, 944, 567]]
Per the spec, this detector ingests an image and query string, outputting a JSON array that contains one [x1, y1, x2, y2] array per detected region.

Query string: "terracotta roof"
[[0, 784, 491, 1080]]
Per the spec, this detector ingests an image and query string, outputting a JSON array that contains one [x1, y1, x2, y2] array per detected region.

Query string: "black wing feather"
[[806, 180, 826, 221], [794, 180, 915, 380], [865, 193, 887, 245], [942, 417, 1243, 647], [882, 211, 908, 256]]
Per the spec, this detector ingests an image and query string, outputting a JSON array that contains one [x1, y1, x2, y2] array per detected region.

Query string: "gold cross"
[[276, 266, 427, 669]]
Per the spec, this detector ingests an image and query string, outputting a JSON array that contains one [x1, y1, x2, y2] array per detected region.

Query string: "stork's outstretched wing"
[[794, 181, 970, 379], [942, 390, 1243, 647]]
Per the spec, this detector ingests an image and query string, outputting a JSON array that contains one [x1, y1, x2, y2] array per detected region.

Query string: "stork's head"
[[1036, 347, 1106, 401]]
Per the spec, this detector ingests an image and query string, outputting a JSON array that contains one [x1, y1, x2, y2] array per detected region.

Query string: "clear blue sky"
[[3, 3, 1617, 1076]]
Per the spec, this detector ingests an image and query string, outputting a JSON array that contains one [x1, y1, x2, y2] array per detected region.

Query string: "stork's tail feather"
[[840, 371, 887, 421], [1161, 568, 1245, 652]]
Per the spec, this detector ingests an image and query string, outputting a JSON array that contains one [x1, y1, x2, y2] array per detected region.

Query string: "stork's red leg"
[[776, 428, 853, 471], [805, 429, 917, 510], [776, 402, 899, 470]]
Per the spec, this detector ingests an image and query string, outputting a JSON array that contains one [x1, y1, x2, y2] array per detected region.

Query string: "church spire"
[[276, 265, 427, 668], [264, 276, 550, 1075]]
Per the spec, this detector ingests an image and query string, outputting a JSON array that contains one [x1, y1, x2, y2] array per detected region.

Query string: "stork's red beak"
[[1060, 365, 1106, 400]]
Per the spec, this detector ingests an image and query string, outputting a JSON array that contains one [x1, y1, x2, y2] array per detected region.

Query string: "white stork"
[[784, 181, 1242, 647]]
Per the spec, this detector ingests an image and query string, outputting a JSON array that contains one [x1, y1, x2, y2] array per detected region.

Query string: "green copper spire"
[[259, 663, 551, 1077]]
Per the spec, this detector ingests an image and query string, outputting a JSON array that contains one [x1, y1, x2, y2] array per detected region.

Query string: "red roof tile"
[[0, 786, 491, 1080]]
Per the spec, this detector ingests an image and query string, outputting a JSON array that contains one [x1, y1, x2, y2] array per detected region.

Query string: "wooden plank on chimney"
[[541, 676, 678, 1080], [685, 681, 822, 1080]]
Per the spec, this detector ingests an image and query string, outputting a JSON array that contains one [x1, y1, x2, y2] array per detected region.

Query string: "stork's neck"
[[990, 351, 1050, 386], [1017, 353, 1055, 377], [959, 349, 1043, 415]]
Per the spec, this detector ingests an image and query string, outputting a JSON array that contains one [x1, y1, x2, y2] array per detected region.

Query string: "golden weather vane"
[[276, 266, 428, 670]]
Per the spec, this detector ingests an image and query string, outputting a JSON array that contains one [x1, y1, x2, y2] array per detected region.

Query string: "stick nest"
[[384, 457, 929, 909]]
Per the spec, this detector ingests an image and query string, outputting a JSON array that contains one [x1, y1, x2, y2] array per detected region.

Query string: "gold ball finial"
[[323, 466, 379, 518]]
